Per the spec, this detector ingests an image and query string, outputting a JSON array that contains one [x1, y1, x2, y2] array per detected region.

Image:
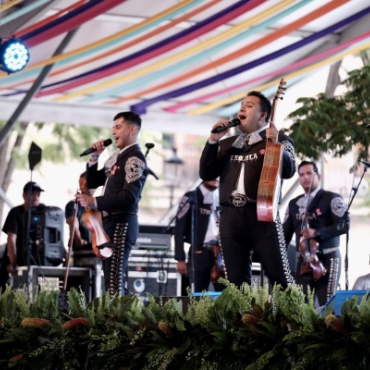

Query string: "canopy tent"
[[0, 0, 369, 135]]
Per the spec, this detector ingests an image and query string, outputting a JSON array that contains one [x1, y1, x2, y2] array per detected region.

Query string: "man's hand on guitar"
[[266, 121, 279, 143]]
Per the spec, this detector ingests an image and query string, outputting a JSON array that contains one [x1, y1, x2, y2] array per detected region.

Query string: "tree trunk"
[[360, 51, 370, 66], [325, 61, 342, 98], [0, 122, 29, 228]]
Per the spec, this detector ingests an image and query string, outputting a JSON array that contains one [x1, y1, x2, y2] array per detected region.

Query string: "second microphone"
[[211, 118, 241, 133]]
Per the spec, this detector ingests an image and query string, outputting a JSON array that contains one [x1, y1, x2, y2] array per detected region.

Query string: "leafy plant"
[[285, 65, 370, 161], [1, 285, 370, 369]]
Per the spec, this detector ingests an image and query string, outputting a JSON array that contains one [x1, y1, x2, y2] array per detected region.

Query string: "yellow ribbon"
[[0, 0, 22, 11]]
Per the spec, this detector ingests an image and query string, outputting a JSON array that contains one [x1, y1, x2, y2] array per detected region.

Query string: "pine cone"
[[326, 313, 347, 333], [242, 313, 261, 325], [21, 318, 50, 329], [9, 353, 24, 362], [158, 321, 173, 337], [62, 317, 89, 331]]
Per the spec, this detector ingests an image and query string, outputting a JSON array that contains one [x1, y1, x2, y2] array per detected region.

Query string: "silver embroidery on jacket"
[[125, 156, 145, 183], [109, 223, 128, 296], [275, 213, 295, 285], [331, 197, 347, 218], [326, 257, 339, 301], [177, 196, 190, 219], [281, 140, 295, 161]]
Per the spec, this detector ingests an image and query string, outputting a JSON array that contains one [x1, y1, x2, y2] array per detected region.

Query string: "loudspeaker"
[[321, 290, 368, 315], [128, 250, 181, 298], [30, 206, 65, 266]]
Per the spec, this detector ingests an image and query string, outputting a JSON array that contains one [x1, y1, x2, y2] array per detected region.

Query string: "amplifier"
[[11, 266, 92, 301], [133, 225, 173, 251], [128, 250, 181, 298]]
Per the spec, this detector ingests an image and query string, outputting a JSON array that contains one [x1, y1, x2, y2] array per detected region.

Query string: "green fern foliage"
[[1, 285, 370, 369]]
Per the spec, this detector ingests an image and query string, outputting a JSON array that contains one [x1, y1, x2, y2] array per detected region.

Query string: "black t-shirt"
[[65, 200, 91, 247], [2, 205, 28, 266], [2, 204, 53, 266]]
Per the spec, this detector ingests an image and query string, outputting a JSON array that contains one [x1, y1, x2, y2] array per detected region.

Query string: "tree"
[[0, 122, 110, 228], [0, 121, 164, 227], [284, 65, 370, 161]]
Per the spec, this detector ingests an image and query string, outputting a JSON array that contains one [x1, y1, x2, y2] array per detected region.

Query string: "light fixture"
[[164, 147, 184, 208], [0, 38, 29, 74]]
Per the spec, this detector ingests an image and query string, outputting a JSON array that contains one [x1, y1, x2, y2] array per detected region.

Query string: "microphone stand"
[[144, 143, 159, 180], [25, 177, 34, 295], [25, 143, 42, 296], [341, 160, 368, 290]]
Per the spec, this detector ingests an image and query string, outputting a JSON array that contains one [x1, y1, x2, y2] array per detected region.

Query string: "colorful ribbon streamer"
[[0, 0, 51, 25], [86, 0, 303, 104], [188, 32, 370, 114], [15, 0, 87, 38], [164, 22, 370, 113], [127, 0, 349, 114], [37, 0, 257, 98], [0, 0, 200, 82], [21, 0, 128, 48]]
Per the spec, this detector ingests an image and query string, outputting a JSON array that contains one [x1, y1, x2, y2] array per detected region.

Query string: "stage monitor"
[[320, 290, 368, 315], [134, 224, 174, 251]]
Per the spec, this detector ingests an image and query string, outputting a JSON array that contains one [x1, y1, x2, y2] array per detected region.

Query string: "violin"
[[210, 243, 225, 283], [299, 214, 326, 281], [79, 184, 114, 259]]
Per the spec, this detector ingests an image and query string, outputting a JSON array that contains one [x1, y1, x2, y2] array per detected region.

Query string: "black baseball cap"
[[23, 181, 44, 193]]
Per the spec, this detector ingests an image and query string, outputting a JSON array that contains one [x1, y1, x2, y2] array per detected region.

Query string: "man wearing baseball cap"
[[0, 181, 44, 291], [23, 181, 44, 193]]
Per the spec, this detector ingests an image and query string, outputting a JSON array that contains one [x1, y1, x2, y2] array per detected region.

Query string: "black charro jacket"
[[86, 144, 148, 214], [199, 131, 296, 205], [283, 188, 348, 254], [174, 186, 217, 261]]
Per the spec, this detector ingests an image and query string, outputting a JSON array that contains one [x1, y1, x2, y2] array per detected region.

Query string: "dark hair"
[[246, 91, 271, 122], [80, 172, 86, 179], [298, 160, 319, 174], [113, 111, 141, 129]]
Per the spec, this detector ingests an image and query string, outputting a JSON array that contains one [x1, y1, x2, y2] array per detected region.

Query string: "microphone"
[[211, 118, 241, 133], [145, 143, 155, 158], [145, 143, 155, 150], [358, 159, 370, 167], [79, 138, 112, 157]]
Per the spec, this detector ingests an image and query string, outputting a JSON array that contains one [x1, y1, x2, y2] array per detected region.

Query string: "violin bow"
[[62, 188, 80, 292]]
